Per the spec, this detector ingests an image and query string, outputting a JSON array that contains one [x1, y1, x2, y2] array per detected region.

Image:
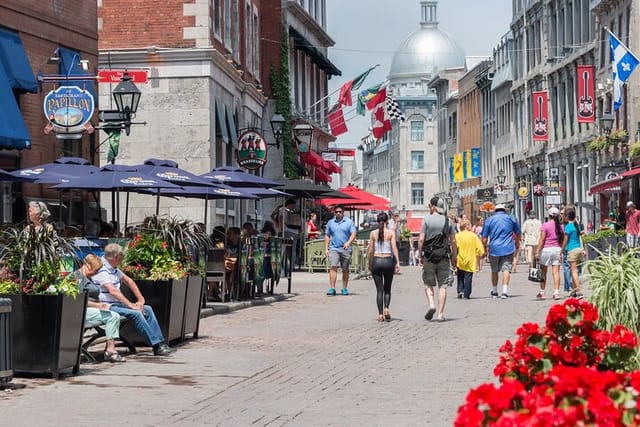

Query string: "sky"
[[326, 0, 513, 146]]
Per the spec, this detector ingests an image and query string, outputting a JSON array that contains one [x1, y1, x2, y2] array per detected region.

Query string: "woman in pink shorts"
[[534, 207, 564, 300]]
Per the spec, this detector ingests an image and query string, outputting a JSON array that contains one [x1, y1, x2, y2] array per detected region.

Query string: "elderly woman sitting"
[[72, 254, 126, 362]]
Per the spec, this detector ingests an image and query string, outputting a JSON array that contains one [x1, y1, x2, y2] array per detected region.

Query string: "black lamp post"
[[112, 73, 141, 136], [445, 193, 453, 207], [270, 113, 285, 149], [600, 112, 614, 139], [497, 169, 506, 191]]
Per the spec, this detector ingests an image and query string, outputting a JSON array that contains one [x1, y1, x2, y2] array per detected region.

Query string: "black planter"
[[182, 275, 203, 341], [397, 242, 410, 266], [8, 293, 87, 378], [585, 241, 600, 261], [121, 278, 187, 345]]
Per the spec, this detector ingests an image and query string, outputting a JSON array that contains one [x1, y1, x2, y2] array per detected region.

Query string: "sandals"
[[104, 351, 126, 363], [383, 309, 391, 322], [377, 314, 385, 322]]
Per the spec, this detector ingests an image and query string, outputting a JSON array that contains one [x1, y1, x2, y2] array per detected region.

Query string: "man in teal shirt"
[[324, 206, 357, 296]]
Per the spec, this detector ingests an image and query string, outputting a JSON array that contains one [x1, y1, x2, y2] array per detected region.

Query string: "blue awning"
[[58, 46, 97, 101], [226, 104, 238, 148], [215, 99, 229, 144], [0, 27, 37, 93], [0, 62, 31, 149]]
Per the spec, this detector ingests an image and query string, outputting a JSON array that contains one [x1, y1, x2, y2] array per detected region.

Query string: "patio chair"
[[205, 248, 226, 305]]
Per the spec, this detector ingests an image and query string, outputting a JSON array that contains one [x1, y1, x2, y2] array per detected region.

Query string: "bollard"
[[0, 298, 12, 386]]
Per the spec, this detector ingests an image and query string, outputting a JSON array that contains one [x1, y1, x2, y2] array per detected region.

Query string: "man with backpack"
[[418, 196, 457, 322], [480, 204, 521, 299]]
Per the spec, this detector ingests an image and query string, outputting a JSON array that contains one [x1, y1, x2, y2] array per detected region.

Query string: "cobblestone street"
[[0, 264, 555, 426]]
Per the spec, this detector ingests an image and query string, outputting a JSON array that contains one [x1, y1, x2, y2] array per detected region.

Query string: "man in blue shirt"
[[324, 206, 357, 296], [481, 204, 521, 299]]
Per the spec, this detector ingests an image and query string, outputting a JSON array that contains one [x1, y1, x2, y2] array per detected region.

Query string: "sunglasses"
[[335, 210, 343, 213]]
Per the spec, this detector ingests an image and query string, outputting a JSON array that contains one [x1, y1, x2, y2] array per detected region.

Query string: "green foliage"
[[400, 224, 412, 241], [587, 247, 640, 366], [629, 142, 640, 159], [609, 128, 629, 142], [269, 26, 297, 179], [588, 135, 608, 152], [0, 224, 80, 296]]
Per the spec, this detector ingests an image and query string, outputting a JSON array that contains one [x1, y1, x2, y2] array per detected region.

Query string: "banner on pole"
[[577, 65, 595, 123], [532, 91, 549, 142]]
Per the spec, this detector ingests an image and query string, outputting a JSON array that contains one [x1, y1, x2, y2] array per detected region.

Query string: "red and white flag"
[[577, 65, 595, 123], [369, 87, 391, 138], [327, 103, 348, 136], [532, 91, 548, 142]]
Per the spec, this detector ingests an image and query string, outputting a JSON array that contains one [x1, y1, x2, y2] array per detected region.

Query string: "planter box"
[[585, 241, 601, 261], [121, 277, 187, 345], [8, 293, 87, 378], [182, 275, 203, 341], [398, 242, 410, 266]]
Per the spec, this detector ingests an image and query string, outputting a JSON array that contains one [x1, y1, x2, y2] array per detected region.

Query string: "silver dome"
[[388, 1, 466, 81]]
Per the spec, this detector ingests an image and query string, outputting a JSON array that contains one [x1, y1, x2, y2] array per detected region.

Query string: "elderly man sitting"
[[91, 243, 173, 356]]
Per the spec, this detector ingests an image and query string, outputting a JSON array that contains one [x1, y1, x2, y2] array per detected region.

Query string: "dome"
[[388, 1, 466, 81]]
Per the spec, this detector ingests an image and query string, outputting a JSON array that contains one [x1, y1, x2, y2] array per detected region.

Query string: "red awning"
[[314, 168, 331, 183], [323, 161, 341, 174], [407, 217, 422, 233], [621, 167, 640, 179], [300, 151, 323, 168], [588, 176, 622, 196]]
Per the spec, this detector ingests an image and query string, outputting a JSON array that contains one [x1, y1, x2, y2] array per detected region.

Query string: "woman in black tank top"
[[367, 212, 401, 322]]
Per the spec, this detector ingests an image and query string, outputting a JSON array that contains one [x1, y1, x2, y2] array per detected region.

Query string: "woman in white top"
[[367, 212, 400, 322]]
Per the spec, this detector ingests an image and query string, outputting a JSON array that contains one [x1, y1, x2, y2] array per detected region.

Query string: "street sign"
[[329, 148, 355, 157], [98, 70, 149, 84]]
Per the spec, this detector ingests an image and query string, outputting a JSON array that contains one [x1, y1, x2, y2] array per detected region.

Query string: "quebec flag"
[[611, 33, 640, 111]]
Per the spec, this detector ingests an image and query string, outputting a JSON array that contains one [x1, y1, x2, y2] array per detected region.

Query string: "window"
[[214, 0, 221, 38], [411, 183, 424, 206], [253, 10, 259, 75], [411, 151, 424, 170], [224, 0, 231, 48], [232, 0, 239, 61], [245, 3, 251, 70], [410, 121, 424, 141]]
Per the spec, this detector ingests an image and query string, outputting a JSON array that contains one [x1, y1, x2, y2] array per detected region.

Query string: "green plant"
[[587, 247, 640, 365], [609, 128, 629, 142], [629, 141, 640, 158], [400, 224, 412, 241], [588, 135, 608, 152], [0, 224, 80, 296]]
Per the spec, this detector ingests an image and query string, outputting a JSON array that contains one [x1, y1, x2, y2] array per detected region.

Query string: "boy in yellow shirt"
[[455, 219, 485, 299]]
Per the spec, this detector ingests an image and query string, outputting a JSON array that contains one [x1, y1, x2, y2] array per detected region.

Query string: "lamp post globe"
[[600, 112, 614, 137], [270, 113, 285, 149], [112, 72, 142, 117]]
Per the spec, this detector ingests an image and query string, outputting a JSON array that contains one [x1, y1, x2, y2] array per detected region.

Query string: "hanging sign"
[[43, 85, 95, 136], [576, 65, 595, 123], [471, 148, 481, 177], [98, 69, 149, 84], [236, 130, 267, 170], [532, 91, 548, 142]]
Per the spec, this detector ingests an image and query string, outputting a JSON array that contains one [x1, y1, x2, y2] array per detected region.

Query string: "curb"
[[200, 293, 292, 319]]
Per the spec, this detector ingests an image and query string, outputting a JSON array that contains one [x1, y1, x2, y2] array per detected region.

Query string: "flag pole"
[[300, 64, 380, 116], [604, 26, 640, 59]]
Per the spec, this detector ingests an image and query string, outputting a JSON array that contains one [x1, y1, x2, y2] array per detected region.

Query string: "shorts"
[[329, 248, 352, 270], [566, 247, 585, 263], [422, 259, 453, 288], [539, 247, 561, 266], [489, 254, 513, 273]]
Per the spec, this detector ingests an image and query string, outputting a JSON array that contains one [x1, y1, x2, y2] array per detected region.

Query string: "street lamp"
[[497, 169, 506, 190], [293, 123, 314, 153], [600, 112, 614, 139], [98, 72, 142, 136], [269, 113, 285, 149], [444, 193, 453, 207]]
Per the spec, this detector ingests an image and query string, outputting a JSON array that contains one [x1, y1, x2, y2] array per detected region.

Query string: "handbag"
[[528, 260, 544, 283]]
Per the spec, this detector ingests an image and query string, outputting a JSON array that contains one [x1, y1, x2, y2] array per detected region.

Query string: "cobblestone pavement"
[[0, 264, 557, 426]]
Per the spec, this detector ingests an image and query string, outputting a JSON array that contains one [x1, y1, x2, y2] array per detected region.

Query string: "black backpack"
[[422, 218, 450, 263]]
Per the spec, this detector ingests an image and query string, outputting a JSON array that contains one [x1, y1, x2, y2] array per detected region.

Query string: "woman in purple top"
[[534, 207, 565, 300]]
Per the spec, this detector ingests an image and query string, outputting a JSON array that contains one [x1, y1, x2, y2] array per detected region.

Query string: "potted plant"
[[397, 225, 412, 266], [0, 224, 86, 378], [121, 215, 209, 343]]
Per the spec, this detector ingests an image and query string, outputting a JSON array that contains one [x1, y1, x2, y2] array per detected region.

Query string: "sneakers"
[[457, 292, 463, 299], [536, 291, 545, 300], [490, 290, 499, 299], [569, 291, 584, 299], [501, 294, 509, 299], [326, 288, 336, 296], [341, 288, 349, 296], [553, 292, 561, 300], [153, 343, 173, 356]]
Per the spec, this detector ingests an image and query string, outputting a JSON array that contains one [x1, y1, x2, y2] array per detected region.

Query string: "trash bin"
[[0, 298, 12, 385]]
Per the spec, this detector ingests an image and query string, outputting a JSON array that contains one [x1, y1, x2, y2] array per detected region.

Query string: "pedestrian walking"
[[473, 216, 484, 272], [480, 204, 521, 299], [560, 206, 584, 298], [367, 212, 400, 322], [455, 219, 484, 299], [324, 206, 357, 296], [534, 207, 564, 300], [418, 196, 457, 321], [522, 210, 541, 270], [625, 201, 640, 249]]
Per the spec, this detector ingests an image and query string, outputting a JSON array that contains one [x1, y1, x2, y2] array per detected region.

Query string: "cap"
[[434, 198, 446, 214], [609, 211, 616, 218], [528, 210, 536, 218], [494, 204, 506, 211], [548, 207, 560, 217], [627, 201, 635, 208]]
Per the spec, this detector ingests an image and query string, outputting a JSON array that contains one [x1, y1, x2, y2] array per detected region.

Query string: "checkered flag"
[[385, 95, 405, 122]]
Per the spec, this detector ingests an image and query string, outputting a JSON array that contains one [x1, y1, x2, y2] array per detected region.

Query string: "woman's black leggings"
[[371, 256, 395, 314]]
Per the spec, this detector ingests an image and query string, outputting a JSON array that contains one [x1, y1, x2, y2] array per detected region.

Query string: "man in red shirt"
[[625, 201, 640, 248]]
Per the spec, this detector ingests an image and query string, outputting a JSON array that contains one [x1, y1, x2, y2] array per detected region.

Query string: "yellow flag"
[[454, 153, 464, 183], [465, 150, 472, 179]]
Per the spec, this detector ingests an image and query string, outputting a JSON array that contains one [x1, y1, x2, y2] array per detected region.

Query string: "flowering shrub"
[[123, 233, 187, 280], [456, 299, 640, 426]]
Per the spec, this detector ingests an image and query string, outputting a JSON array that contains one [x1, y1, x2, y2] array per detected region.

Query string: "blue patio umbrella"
[[133, 158, 218, 187], [52, 164, 182, 230], [11, 157, 99, 184], [200, 166, 281, 188]]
